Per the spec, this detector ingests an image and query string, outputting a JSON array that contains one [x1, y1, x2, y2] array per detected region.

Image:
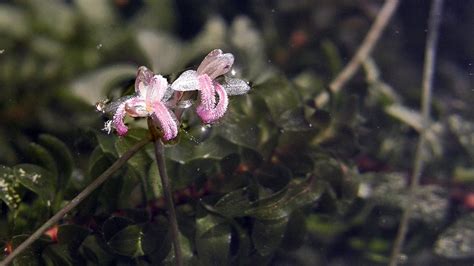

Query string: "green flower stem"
[[0, 137, 151, 266], [389, 0, 444, 265], [149, 119, 183, 266]]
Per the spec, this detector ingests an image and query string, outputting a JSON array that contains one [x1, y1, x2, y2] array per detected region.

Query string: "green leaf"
[[162, 233, 194, 265], [215, 178, 325, 221], [13, 164, 55, 201], [255, 164, 292, 192], [88, 150, 114, 179], [115, 131, 151, 178], [38, 134, 74, 188], [146, 161, 163, 200], [216, 110, 278, 157], [26, 143, 58, 177], [278, 107, 312, 131], [102, 216, 135, 242], [9, 199, 50, 235], [107, 225, 145, 257], [252, 217, 288, 256], [176, 158, 218, 189], [57, 224, 90, 252], [253, 76, 301, 124], [11, 235, 50, 266], [195, 214, 231, 265], [280, 210, 307, 251], [142, 220, 171, 264], [42, 244, 75, 266], [95, 132, 118, 157], [79, 235, 114, 265], [0, 165, 21, 209], [244, 177, 326, 220], [214, 187, 253, 217], [165, 136, 236, 163]]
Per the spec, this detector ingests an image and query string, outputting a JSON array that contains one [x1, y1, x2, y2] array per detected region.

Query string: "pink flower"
[[171, 49, 250, 124], [100, 66, 178, 140]]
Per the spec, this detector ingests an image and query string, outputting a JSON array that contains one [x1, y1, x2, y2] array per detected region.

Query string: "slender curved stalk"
[[0, 137, 151, 266], [389, 0, 444, 265], [315, 0, 400, 107], [148, 119, 182, 266]]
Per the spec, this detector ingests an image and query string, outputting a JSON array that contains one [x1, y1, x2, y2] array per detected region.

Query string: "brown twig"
[[389, 0, 444, 265], [148, 118, 183, 266], [315, 0, 400, 107], [0, 137, 151, 266]]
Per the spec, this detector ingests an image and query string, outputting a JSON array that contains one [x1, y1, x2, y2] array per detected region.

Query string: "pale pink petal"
[[113, 101, 129, 136], [146, 75, 169, 107], [223, 77, 251, 95], [124, 97, 147, 117], [197, 82, 228, 124], [151, 102, 178, 140], [197, 49, 234, 79], [197, 49, 222, 73], [135, 66, 154, 96], [198, 74, 216, 110], [170, 70, 199, 92]]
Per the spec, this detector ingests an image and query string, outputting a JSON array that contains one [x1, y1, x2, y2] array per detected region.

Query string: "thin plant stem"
[[389, 0, 444, 265], [149, 119, 183, 266], [315, 0, 400, 107], [0, 137, 151, 266]]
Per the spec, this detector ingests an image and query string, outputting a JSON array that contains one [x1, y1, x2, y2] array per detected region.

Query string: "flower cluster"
[[97, 49, 250, 141]]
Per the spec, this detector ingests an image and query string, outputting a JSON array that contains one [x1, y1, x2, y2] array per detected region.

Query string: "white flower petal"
[[171, 70, 199, 91], [223, 77, 250, 95]]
